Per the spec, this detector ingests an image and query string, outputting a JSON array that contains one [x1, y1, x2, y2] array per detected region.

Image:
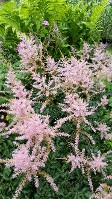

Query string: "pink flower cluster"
[[1, 69, 68, 198], [0, 37, 112, 198], [89, 151, 107, 174], [58, 58, 94, 92], [67, 148, 107, 191], [0, 122, 5, 130], [90, 183, 112, 199], [97, 123, 112, 140], [61, 93, 94, 119], [17, 36, 38, 71]]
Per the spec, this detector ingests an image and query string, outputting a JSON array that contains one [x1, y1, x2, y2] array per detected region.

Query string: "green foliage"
[[0, 0, 68, 58], [63, 1, 90, 46], [0, 1, 21, 40], [84, 0, 109, 42], [0, 0, 110, 58], [99, 3, 112, 42], [0, 54, 10, 104], [64, 0, 109, 47], [0, 0, 67, 38]]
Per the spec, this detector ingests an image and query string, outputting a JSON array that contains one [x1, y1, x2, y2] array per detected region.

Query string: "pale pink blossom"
[[100, 95, 108, 106], [58, 58, 94, 92], [67, 154, 82, 172], [92, 43, 110, 65], [97, 123, 110, 134], [89, 151, 107, 173], [80, 42, 92, 60], [6, 145, 48, 182], [6, 69, 28, 98], [43, 174, 58, 192], [96, 123, 111, 140], [33, 74, 60, 98], [17, 36, 38, 70], [67, 149, 87, 173], [90, 183, 112, 199], [0, 122, 6, 130], [60, 94, 94, 120], [46, 57, 58, 74], [9, 98, 34, 119]]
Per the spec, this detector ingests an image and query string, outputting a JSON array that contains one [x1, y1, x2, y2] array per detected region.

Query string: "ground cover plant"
[[0, 36, 112, 199]]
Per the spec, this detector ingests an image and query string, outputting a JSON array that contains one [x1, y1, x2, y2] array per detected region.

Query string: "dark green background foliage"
[[0, 0, 111, 58], [99, 3, 112, 42]]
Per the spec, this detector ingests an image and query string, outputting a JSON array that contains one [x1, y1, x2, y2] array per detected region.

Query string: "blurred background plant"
[[99, 2, 112, 43], [0, 0, 111, 59]]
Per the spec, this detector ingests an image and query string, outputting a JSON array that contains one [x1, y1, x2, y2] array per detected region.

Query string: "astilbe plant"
[[0, 36, 112, 198], [90, 183, 112, 199], [0, 68, 69, 199]]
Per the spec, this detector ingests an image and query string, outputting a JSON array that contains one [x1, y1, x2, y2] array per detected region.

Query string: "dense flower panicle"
[[92, 43, 111, 65], [89, 151, 107, 173], [17, 36, 38, 70], [67, 150, 87, 173], [67, 149, 108, 191], [61, 94, 94, 120], [34, 176, 39, 188], [59, 93, 97, 133], [6, 145, 37, 175], [100, 95, 108, 106], [54, 115, 73, 130], [91, 44, 112, 81], [77, 43, 112, 85], [90, 183, 112, 199], [96, 123, 111, 140], [67, 154, 81, 171], [80, 42, 92, 60], [96, 65, 112, 82], [81, 131, 95, 145], [12, 177, 27, 199], [46, 57, 58, 74], [5, 69, 34, 120], [1, 65, 69, 197], [14, 114, 58, 149], [14, 115, 45, 142], [0, 122, 6, 130], [87, 172, 94, 192], [9, 98, 34, 120], [32, 74, 60, 98], [6, 69, 28, 98], [58, 58, 94, 92], [2, 69, 67, 142], [102, 133, 112, 140], [6, 145, 48, 180], [97, 123, 110, 133], [43, 173, 58, 192]]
